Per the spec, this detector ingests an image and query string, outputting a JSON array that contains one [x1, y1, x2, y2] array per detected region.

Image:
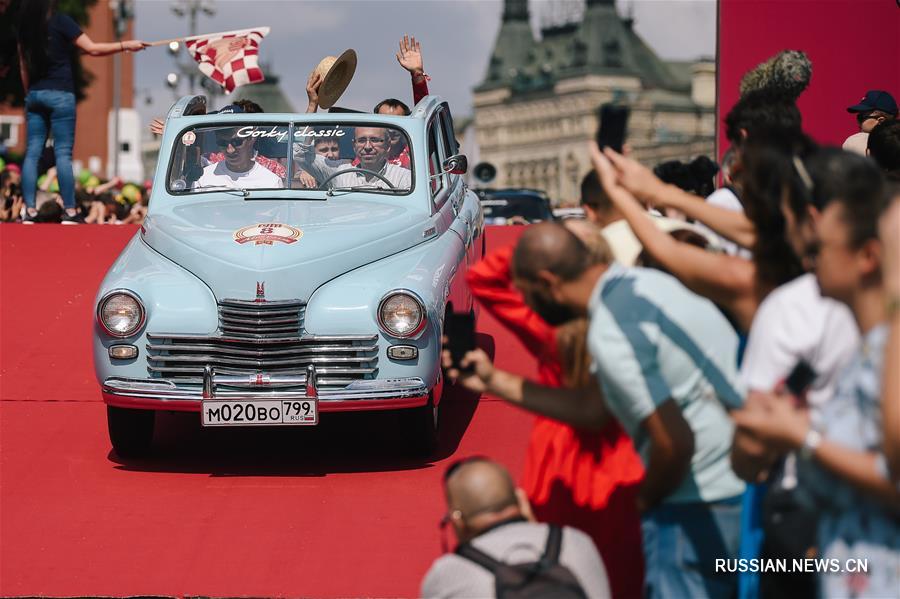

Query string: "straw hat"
[[313, 49, 357, 109]]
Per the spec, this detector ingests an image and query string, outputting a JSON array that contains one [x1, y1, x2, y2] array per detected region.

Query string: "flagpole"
[[147, 26, 270, 47]]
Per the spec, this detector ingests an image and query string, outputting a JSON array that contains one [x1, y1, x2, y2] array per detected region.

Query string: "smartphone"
[[446, 312, 476, 372], [784, 360, 817, 400], [596, 103, 630, 153]]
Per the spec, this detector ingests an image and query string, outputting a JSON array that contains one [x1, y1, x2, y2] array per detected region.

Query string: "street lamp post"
[[167, 0, 217, 96], [110, 0, 133, 179]]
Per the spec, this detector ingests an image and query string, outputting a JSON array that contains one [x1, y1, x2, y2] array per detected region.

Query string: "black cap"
[[210, 104, 245, 115], [847, 90, 898, 115]]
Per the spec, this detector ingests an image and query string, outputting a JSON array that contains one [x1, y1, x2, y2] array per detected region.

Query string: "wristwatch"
[[800, 427, 822, 460]]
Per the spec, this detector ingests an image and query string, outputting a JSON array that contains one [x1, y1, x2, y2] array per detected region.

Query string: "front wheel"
[[107, 406, 155, 458], [398, 396, 439, 456]]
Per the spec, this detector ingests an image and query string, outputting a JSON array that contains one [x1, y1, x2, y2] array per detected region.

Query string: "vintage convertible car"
[[94, 94, 483, 456]]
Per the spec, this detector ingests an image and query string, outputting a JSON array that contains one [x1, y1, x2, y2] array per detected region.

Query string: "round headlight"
[[378, 292, 426, 338], [98, 291, 145, 338]]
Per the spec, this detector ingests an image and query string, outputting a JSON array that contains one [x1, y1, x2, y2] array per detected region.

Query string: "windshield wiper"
[[325, 185, 407, 197], [190, 185, 250, 197]]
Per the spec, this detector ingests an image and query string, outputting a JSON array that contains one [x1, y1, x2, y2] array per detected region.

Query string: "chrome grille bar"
[[148, 365, 375, 376], [146, 342, 377, 357], [218, 298, 304, 338]]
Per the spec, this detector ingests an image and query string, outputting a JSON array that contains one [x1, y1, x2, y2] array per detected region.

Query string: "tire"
[[107, 406, 155, 458], [399, 396, 439, 456]]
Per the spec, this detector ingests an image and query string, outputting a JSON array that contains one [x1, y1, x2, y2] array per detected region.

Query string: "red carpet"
[[0, 224, 538, 598]]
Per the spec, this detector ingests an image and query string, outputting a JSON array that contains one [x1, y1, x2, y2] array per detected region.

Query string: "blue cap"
[[847, 90, 898, 115]]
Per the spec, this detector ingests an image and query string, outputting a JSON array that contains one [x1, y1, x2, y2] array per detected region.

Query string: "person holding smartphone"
[[461, 219, 645, 599]]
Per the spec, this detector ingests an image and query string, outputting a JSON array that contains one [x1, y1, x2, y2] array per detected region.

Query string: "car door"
[[428, 107, 474, 314], [438, 104, 482, 266]]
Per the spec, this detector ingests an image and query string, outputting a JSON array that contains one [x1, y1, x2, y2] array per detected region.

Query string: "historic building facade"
[[472, 0, 715, 203]]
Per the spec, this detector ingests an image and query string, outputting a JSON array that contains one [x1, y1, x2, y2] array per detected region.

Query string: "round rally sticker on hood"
[[233, 223, 303, 246]]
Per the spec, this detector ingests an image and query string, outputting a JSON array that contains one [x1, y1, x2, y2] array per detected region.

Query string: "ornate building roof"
[[232, 68, 296, 113], [476, 0, 688, 95]]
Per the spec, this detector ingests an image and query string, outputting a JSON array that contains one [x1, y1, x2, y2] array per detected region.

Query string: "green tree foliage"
[[0, 0, 99, 106]]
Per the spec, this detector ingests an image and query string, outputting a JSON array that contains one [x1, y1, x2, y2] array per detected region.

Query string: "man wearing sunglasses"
[[421, 456, 611, 598], [195, 127, 284, 190], [847, 90, 897, 134]]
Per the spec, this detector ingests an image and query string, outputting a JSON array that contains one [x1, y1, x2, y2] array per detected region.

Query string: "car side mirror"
[[442, 154, 468, 175]]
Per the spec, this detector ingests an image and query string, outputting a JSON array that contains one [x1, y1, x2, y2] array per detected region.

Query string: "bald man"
[[445, 222, 745, 599], [421, 457, 611, 598]]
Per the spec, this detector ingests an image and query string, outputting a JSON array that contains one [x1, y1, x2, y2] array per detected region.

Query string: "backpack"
[[455, 525, 589, 599]]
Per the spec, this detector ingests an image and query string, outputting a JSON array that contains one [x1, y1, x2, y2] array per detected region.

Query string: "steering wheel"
[[318, 168, 397, 190]]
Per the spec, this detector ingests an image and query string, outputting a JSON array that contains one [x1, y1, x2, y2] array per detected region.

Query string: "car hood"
[[142, 198, 427, 302]]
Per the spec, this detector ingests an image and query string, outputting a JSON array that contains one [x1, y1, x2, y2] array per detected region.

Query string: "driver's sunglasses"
[[354, 136, 386, 147], [216, 136, 248, 148]]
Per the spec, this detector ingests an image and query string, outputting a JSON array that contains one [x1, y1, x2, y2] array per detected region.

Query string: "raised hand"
[[306, 71, 323, 113], [589, 142, 641, 209], [396, 34, 424, 76], [149, 118, 164, 136], [603, 148, 668, 206]]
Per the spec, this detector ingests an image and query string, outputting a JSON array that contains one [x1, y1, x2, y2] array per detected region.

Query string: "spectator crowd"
[[428, 58, 900, 599]]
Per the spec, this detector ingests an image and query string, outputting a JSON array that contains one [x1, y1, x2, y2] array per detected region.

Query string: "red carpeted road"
[[0, 224, 536, 598]]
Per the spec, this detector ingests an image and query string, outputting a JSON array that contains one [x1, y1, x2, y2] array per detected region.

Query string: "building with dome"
[[472, 0, 715, 203]]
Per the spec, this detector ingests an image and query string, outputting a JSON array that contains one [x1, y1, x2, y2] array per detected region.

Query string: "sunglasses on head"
[[216, 136, 249, 148]]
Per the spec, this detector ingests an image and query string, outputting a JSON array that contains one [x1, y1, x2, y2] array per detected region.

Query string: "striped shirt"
[[588, 262, 745, 504]]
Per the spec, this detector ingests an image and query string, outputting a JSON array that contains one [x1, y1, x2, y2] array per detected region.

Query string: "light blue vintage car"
[[94, 95, 483, 456]]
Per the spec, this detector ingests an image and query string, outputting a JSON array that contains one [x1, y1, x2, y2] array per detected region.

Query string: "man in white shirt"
[[297, 126, 411, 190], [195, 128, 284, 190]]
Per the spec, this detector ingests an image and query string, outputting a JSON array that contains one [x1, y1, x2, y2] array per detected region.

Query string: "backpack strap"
[[540, 525, 563, 565], [456, 542, 505, 574]]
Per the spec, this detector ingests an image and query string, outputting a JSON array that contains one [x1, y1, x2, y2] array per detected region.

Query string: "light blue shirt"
[[799, 324, 900, 598], [587, 263, 745, 504]]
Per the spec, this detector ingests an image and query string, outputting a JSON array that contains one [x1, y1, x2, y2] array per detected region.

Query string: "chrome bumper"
[[102, 366, 430, 412]]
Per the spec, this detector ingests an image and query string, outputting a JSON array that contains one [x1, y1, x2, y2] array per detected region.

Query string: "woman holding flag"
[[17, 0, 148, 217]]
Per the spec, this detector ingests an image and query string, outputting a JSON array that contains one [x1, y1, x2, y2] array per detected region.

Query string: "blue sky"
[[133, 0, 716, 127]]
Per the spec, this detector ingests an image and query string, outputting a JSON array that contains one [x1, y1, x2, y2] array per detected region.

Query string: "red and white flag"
[[185, 27, 269, 94]]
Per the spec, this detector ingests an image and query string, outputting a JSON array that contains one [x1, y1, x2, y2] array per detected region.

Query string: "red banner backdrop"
[[717, 0, 900, 154]]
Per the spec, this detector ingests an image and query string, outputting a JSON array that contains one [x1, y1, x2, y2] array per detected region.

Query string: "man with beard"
[[296, 126, 411, 190], [195, 127, 284, 190], [445, 221, 745, 599]]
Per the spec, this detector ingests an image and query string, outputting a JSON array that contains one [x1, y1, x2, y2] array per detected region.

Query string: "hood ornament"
[[255, 281, 266, 302]]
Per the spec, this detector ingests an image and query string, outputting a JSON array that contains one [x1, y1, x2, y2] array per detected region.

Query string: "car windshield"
[[167, 122, 413, 195], [481, 195, 553, 222]]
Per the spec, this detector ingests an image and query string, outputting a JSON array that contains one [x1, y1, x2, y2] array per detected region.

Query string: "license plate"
[[201, 399, 318, 427]]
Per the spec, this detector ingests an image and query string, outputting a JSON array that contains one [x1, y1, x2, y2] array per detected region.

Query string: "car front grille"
[[217, 298, 306, 338], [145, 299, 377, 389]]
